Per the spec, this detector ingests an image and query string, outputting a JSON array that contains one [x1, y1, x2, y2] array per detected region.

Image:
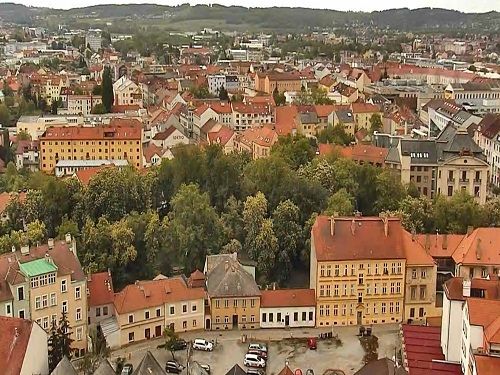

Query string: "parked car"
[[193, 338, 214, 351], [248, 343, 268, 353], [244, 353, 266, 368], [121, 364, 133, 375], [165, 360, 183, 374], [306, 370, 315, 375], [307, 337, 317, 350], [199, 363, 211, 374], [171, 339, 188, 350], [246, 369, 265, 375], [247, 349, 267, 360]]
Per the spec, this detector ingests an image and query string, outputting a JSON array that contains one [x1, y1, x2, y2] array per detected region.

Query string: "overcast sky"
[[5, 0, 500, 13]]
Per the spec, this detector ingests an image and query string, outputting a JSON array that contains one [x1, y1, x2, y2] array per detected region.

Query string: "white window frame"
[[75, 286, 81, 300], [76, 308, 82, 321], [61, 279, 67, 293]]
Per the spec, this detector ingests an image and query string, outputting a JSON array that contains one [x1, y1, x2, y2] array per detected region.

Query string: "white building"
[[207, 74, 226, 96], [113, 76, 142, 107], [474, 114, 500, 187], [55, 159, 128, 177], [151, 126, 189, 149], [85, 29, 102, 51], [260, 289, 316, 328], [16, 115, 83, 140], [60, 95, 102, 116]]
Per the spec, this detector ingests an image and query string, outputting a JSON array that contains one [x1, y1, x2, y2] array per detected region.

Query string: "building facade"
[[260, 289, 316, 328]]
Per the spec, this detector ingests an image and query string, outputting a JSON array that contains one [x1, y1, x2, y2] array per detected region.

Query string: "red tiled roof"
[[143, 144, 166, 163], [474, 354, 500, 375], [0, 317, 32, 375], [452, 228, 500, 265], [239, 126, 278, 148], [278, 366, 294, 375], [314, 104, 335, 118], [312, 216, 408, 262], [444, 277, 500, 301], [75, 166, 109, 186], [113, 277, 205, 314], [232, 102, 273, 115], [401, 324, 462, 375], [111, 104, 141, 113], [402, 231, 435, 266], [415, 234, 465, 258], [351, 102, 381, 114], [245, 95, 275, 106], [208, 126, 235, 147], [467, 298, 500, 328], [261, 289, 315, 308], [152, 126, 178, 141], [88, 271, 114, 307], [318, 144, 388, 165], [274, 105, 298, 136], [40, 126, 141, 141], [0, 192, 27, 214]]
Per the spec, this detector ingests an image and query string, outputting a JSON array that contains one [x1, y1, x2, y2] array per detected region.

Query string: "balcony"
[[447, 178, 455, 183], [474, 179, 482, 184], [459, 179, 469, 184]]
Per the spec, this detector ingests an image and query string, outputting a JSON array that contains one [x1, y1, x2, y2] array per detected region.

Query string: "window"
[[320, 285, 325, 297], [43, 317, 49, 330], [6, 303, 12, 316], [42, 294, 48, 308], [448, 186, 453, 197], [62, 301, 68, 313], [170, 306, 175, 315], [395, 302, 400, 314], [75, 287, 81, 300], [334, 265, 339, 276], [325, 305, 330, 316], [382, 283, 387, 294], [366, 283, 371, 294], [182, 304, 187, 313], [375, 264, 379, 275], [302, 311, 307, 321], [410, 308, 415, 318], [269, 313, 274, 322], [421, 269, 427, 279], [96, 307, 101, 317], [410, 286, 417, 300], [233, 299, 238, 308], [156, 308, 161, 317], [351, 264, 355, 276], [61, 279, 67, 293], [383, 263, 388, 275], [128, 314, 134, 323], [326, 285, 331, 296], [193, 319, 197, 327], [367, 264, 371, 275], [262, 313, 267, 323], [320, 266, 325, 277], [129, 332, 134, 342], [76, 327, 83, 341], [76, 308, 82, 321], [358, 292, 363, 303], [294, 312, 299, 321], [17, 286, 24, 301], [420, 286, 427, 300], [35, 296, 41, 310], [309, 311, 313, 321], [277, 312, 282, 322], [358, 274, 364, 285], [145, 311, 150, 320], [389, 302, 394, 314], [396, 282, 401, 294], [381, 303, 386, 314], [390, 283, 395, 294], [182, 321, 187, 329], [50, 292, 56, 306], [215, 300, 220, 309], [224, 299, 229, 308], [19, 310, 25, 319], [224, 316, 229, 324], [334, 284, 339, 296], [250, 315, 255, 322], [411, 269, 417, 279], [419, 308, 425, 317], [391, 263, 396, 274], [250, 299, 255, 308], [103, 306, 108, 316], [397, 263, 402, 274]]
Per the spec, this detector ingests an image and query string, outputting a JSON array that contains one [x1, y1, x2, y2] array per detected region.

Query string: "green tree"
[[48, 311, 74, 372], [26, 219, 46, 245], [317, 124, 353, 145], [0, 103, 11, 126], [271, 134, 315, 169], [369, 113, 383, 133], [91, 103, 106, 114], [398, 196, 434, 233], [2, 80, 13, 97], [221, 239, 242, 254], [56, 216, 79, 240], [48, 322, 62, 373], [92, 85, 103, 95], [243, 192, 268, 260], [324, 188, 355, 216], [484, 196, 500, 226], [102, 66, 114, 113], [221, 196, 244, 242], [159, 327, 180, 360], [374, 170, 407, 213], [273, 87, 286, 106], [254, 218, 278, 281], [218, 85, 229, 101], [433, 191, 486, 233], [168, 183, 225, 272]]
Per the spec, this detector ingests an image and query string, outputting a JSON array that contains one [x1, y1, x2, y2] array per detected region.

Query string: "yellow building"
[[351, 103, 382, 130], [39, 124, 143, 173], [255, 72, 303, 94], [0, 236, 88, 357], [310, 215, 407, 326], [113, 277, 205, 347], [206, 256, 261, 330]]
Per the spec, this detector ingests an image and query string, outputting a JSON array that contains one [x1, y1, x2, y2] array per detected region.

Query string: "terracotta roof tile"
[[0, 192, 26, 214], [75, 166, 110, 186], [41, 126, 141, 141], [261, 289, 315, 308], [444, 277, 500, 301], [274, 105, 298, 136], [452, 228, 500, 265], [88, 271, 114, 307], [467, 298, 500, 328], [208, 126, 235, 146], [474, 354, 500, 375], [351, 102, 381, 113], [414, 234, 465, 258], [0, 317, 33, 375], [143, 144, 166, 163]]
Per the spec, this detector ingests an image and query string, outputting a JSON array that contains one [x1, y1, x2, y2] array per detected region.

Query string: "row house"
[[193, 102, 233, 141], [234, 126, 278, 159], [423, 99, 481, 135], [0, 236, 88, 357], [474, 114, 500, 187], [382, 123, 489, 203], [260, 289, 316, 328], [207, 74, 239, 96], [113, 76, 143, 107], [231, 102, 275, 131], [32, 75, 69, 106], [113, 276, 205, 346], [351, 103, 382, 130], [310, 215, 441, 327]]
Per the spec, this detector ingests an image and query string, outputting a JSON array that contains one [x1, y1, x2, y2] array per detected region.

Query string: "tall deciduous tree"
[[369, 113, 383, 133], [271, 134, 315, 169], [101, 66, 114, 112], [243, 192, 268, 260], [254, 218, 278, 280], [324, 188, 355, 216]]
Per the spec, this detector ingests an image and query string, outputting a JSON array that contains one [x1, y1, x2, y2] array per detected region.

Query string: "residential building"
[[318, 144, 388, 167], [16, 115, 83, 140], [0, 236, 88, 357], [15, 140, 39, 171], [231, 102, 275, 131], [206, 256, 261, 330], [113, 276, 204, 346], [54, 159, 129, 178], [310, 215, 407, 327], [0, 316, 49, 375], [351, 103, 382, 130], [207, 74, 239, 96], [151, 126, 189, 149], [260, 289, 316, 328], [403, 234, 438, 323], [383, 123, 489, 203], [60, 94, 102, 116], [234, 126, 278, 159], [423, 99, 481, 135], [85, 29, 102, 51], [254, 72, 303, 94], [142, 144, 172, 167], [441, 277, 500, 362], [39, 124, 143, 173], [207, 126, 237, 154], [113, 76, 142, 107], [87, 271, 114, 325], [474, 114, 500, 187], [444, 81, 500, 115]]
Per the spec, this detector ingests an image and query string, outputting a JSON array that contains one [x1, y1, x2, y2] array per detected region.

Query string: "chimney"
[[224, 260, 230, 271], [48, 238, 54, 249], [442, 234, 448, 250], [329, 216, 335, 236], [476, 238, 482, 260], [424, 234, 430, 251], [411, 228, 416, 242], [65, 233, 72, 244], [466, 226, 474, 236], [381, 215, 389, 237], [463, 278, 471, 297], [351, 218, 356, 235], [11, 245, 16, 253]]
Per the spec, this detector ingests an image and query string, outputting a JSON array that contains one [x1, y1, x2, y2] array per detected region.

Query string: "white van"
[[192, 338, 214, 351], [244, 353, 266, 368]]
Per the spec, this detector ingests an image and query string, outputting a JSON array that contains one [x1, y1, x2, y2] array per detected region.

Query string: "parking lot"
[[111, 324, 400, 375]]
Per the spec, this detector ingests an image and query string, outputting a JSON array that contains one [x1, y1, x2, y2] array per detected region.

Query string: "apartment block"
[[310, 215, 408, 327], [39, 124, 143, 172]]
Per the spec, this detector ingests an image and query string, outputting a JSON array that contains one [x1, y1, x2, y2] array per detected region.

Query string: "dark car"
[[171, 339, 188, 350], [165, 360, 183, 374], [121, 364, 133, 375], [199, 363, 211, 374], [246, 369, 265, 375], [247, 349, 267, 360]]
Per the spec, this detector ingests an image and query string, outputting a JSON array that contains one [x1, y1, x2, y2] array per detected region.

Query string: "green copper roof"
[[19, 258, 57, 277]]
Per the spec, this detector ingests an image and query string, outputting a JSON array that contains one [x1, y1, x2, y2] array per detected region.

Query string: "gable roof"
[[152, 126, 179, 141], [93, 359, 116, 375], [51, 356, 78, 375], [354, 358, 407, 375], [225, 364, 246, 375], [88, 271, 114, 307], [452, 228, 500, 265], [0, 317, 33, 375], [474, 354, 500, 375], [206, 257, 260, 298], [143, 144, 167, 163], [278, 366, 294, 375], [467, 298, 500, 328], [114, 277, 204, 314], [132, 351, 166, 375], [312, 216, 408, 262], [261, 289, 315, 308], [275, 105, 298, 136], [208, 126, 235, 147], [478, 114, 500, 140]]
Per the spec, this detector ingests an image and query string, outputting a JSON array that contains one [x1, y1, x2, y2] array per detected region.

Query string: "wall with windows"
[[314, 259, 405, 327], [88, 302, 115, 325], [210, 296, 260, 330], [260, 306, 315, 328], [404, 264, 438, 323]]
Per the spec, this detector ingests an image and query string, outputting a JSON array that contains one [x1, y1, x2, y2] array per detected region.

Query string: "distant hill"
[[0, 2, 498, 32]]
